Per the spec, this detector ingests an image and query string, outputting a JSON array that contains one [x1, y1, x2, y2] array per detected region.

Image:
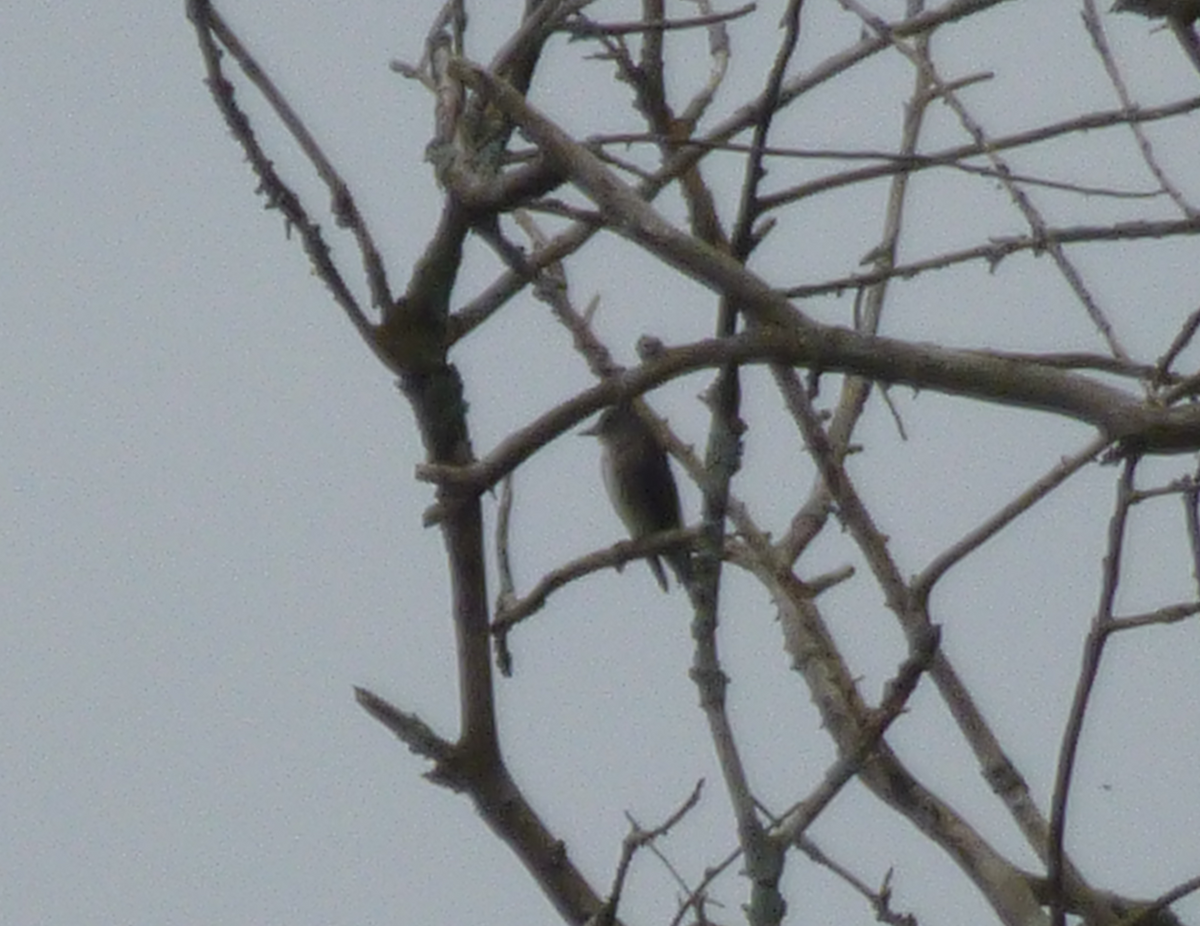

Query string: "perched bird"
[[582, 403, 691, 591], [1111, 0, 1200, 20]]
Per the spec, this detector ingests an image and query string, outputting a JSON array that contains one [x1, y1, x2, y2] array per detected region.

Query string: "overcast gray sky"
[[3, 3, 1200, 925]]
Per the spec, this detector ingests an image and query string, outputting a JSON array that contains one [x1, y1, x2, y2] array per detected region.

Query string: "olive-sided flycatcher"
[[582, 403, 690, 591], [1110, 0, 1200, 20]]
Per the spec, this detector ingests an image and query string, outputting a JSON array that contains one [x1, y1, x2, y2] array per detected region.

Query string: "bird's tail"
[[666, 549, 692, 590]]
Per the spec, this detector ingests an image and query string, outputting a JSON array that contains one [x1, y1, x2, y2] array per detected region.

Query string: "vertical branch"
[[728, 0, 804, 260], [1184, 467, 1200, 597], [779, 0, 934, 564], [688, 7, 807, 924], [1047, 456, 1139, 926], [639, 0, 667, 120]]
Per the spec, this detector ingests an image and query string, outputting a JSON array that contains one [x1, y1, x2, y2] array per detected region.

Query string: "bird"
[[1111, 0, 1200, 21], [582, 403, 691, 591]]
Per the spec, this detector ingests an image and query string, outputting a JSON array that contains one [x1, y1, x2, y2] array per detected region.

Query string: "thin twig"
[[594, 781, 706, 926], [1082, 0, 1200, 217], [565, 3, 755, 37], [186, 0, 380, 350], [842, 0, 1131, 361], [192, 1, 393, 313], [775, 624, 941, 845], [914, 438, 1107, 603]]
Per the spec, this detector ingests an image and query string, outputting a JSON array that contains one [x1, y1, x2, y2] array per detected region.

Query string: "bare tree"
[[187, 1, 1200, 924]]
